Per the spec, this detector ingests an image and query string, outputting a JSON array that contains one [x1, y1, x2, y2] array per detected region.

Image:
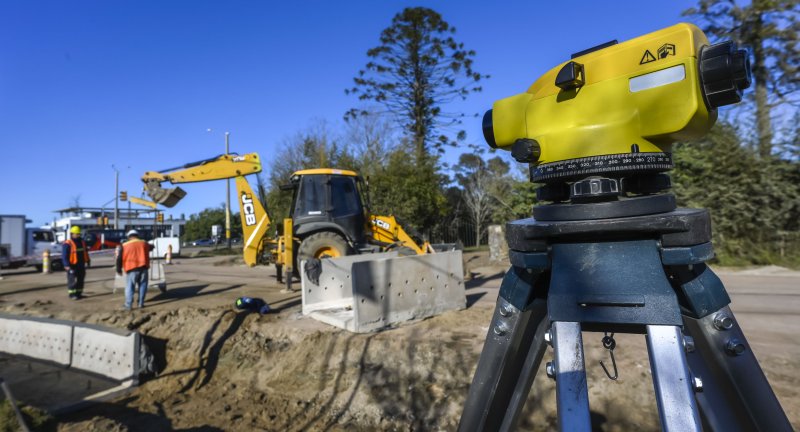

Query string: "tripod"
[[458, 195, 792, 431]]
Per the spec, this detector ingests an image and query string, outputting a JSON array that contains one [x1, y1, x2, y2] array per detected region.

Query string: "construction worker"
[[62, 226, 90, 299], [115, 230, 153, 310]]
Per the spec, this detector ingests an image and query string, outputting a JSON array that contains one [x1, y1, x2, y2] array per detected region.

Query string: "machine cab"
[[287, 169, 368, 246]]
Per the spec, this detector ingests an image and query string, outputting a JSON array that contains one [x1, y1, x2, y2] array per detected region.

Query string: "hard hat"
[[69, 226, 81, 235], [126, 229, 140, 237]]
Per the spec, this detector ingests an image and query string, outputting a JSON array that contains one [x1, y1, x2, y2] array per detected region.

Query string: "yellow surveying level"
[[482, 23, 750, 185], [460, 23, 790, 432]]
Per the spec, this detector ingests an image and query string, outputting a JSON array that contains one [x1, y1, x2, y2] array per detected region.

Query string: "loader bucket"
[[146, 186, 187, 208]]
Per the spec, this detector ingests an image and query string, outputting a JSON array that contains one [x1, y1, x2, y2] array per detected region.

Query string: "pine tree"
[[684, 0, 799, 158], [345, 7, 487, 160]]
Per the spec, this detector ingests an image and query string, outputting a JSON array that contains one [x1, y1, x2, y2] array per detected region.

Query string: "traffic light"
[[97, 217, 103, 225], [156, 212, 164, 223], [120, 191, 127, 201]]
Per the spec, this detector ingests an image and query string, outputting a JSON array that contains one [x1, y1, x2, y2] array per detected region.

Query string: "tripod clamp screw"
[[692, 375, 704, 393], [545, 362, 556, 380], [713, 313, 735, 331], [494, 321, 510, 336], [725, 338, 747, 356], [683, 336, 696, 353], [544, 328, 553, 346]]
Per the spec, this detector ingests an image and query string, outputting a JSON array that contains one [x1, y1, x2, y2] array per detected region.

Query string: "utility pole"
[[225, 132, 232, 249], [112, 165, 120, 229]]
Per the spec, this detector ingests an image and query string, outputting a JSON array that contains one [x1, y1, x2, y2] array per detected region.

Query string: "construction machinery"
[[141, 153, 438, 283]]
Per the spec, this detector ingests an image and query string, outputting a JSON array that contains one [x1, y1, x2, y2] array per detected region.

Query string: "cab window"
[[330, 176, 361, 217], [32, 231, 54, 242], [295, 175, 326, 216]]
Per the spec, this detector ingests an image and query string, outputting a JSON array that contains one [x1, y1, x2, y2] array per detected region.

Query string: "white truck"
[[149, 236, 181, 259], [0, 215, 63, 270]]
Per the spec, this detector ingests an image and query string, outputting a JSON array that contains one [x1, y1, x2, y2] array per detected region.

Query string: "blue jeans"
[[125, 268, 149, 308]]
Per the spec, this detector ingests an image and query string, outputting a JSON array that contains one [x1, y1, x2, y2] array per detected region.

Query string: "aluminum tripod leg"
[[458, 296, 548, 432], [646, 325, 702, 431], [550, 321, 591, 431], [683, 306, 793, 431]]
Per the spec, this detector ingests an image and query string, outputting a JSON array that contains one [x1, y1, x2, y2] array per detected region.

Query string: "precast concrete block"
[[301, 252, 399, 315], [0, 314, 72, 365], [351, 250, 465, 332], [300, 251, 465, 333], [71, 325, 140, 381]]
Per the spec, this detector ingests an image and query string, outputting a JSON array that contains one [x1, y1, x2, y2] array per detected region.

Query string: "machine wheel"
[[297, 232, 352, 266]]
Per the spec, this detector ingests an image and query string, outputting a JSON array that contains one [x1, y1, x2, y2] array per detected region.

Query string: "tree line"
[[185, 3, 798, 266]]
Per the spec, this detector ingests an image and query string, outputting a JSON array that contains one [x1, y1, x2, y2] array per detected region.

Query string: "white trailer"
[[0, 215, 62, 270]]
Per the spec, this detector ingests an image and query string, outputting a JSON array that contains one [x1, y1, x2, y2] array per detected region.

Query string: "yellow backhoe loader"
[[141, 153, 439, 287]]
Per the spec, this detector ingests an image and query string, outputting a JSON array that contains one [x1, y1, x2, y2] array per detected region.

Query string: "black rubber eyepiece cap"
[[482, 109, 496, 148], [699, 41, 752, 109]]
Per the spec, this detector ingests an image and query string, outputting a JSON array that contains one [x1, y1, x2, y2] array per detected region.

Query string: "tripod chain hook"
[[600, 332, 619, 380]]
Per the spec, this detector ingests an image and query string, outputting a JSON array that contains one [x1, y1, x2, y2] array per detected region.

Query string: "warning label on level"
[[640, 50, 656, 64]]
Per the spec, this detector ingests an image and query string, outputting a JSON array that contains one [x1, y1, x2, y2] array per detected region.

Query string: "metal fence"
[[430, 220, 486, 248]]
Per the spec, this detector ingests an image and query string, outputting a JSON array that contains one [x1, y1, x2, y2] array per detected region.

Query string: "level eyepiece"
[[482, 109, 496, 148], [699, 41, 752, 109]]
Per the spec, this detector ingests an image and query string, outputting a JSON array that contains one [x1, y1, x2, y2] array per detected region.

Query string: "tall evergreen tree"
[[684, 0, 799, 158], [345, 7, 487, 160]]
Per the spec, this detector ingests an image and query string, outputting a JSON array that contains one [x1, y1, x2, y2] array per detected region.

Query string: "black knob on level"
[[699, 40, 752, 109], [511, 139, 541, 163]]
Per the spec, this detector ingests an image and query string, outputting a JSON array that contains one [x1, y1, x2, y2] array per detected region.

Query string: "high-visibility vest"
[[65, 238, 89, 265], [122, 238, 150, 272]]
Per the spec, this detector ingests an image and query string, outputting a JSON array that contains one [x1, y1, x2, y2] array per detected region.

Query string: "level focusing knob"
[[512, 139, 541, 163], [699, 41, 752, 109]]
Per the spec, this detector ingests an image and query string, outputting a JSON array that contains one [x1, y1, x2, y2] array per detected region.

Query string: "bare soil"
[[0, 250, 797, 431]]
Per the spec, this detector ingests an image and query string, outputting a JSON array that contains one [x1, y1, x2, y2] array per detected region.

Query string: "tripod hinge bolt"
[[683, 336, 696, 353], [725, 338, 746, 356], [692, 375, 704, 392], [493, 322, 510, 336], [499, 304, 513, 317], [544, 329, 553, 346], [713, 313, 734, 331], [546, 362, 556, 380]]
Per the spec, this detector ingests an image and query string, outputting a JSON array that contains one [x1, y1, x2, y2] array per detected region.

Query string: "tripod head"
[[482, 23, 750, 204]]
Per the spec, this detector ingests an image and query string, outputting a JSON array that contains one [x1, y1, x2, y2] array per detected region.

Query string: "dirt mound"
[[28, 302, 683, 431]]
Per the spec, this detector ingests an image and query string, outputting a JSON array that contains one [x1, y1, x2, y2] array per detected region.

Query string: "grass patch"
[[0, 400, 55, 432]]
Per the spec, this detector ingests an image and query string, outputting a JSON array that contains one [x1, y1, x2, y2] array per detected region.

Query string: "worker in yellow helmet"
[[62, 226, 90, 299]]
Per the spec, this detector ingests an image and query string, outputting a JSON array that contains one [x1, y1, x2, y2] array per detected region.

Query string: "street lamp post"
[[112, 165, 120, 229], [225, 132, 232, 249]]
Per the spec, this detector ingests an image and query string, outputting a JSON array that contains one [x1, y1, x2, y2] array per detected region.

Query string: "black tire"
[[296, 232, 352, 268], [34, 265, 43, 272], [51, 260, 64, 271]]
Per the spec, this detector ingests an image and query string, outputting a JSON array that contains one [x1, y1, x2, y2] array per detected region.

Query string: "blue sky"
[[0, 0, 699, 227]]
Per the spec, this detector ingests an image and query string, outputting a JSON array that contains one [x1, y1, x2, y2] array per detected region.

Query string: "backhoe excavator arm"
[[369, 215, 432, 255], [141, 153, 271, 267]]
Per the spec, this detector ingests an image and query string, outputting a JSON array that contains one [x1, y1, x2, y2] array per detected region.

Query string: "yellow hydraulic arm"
[[141, 153, 271, 266], [369, 215, 432, 255]]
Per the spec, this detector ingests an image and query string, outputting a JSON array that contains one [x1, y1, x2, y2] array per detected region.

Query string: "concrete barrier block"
[[301, 251, 465, 333], [0, 316, 72, 366], [352, 250, 465, 332], [71, 326, 139, 381], [302, 252, 398, 315]]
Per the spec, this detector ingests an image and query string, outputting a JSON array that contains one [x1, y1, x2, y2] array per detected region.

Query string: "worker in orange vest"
[[62, 226, 90, 299], [115, 230, 153, 310]]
